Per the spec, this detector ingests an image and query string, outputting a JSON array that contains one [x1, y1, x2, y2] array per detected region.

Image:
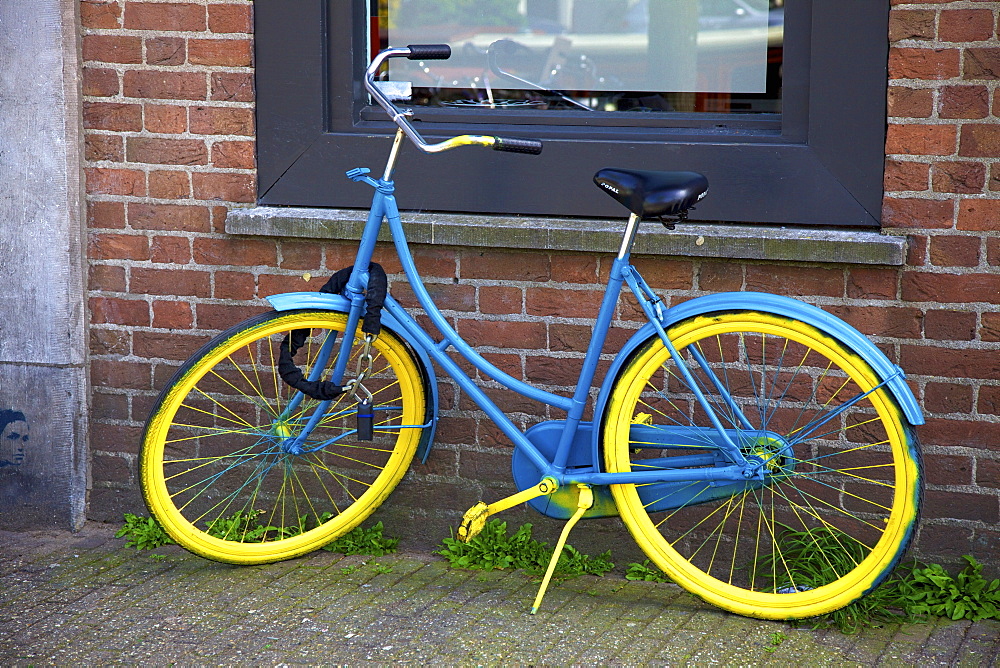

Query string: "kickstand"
[[530, 484, 594, 614]]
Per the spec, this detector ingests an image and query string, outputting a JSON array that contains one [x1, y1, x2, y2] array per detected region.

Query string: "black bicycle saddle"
[[594, 168, 709, 219]]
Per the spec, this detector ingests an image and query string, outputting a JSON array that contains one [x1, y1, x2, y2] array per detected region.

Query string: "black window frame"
[[255, 1, 890, 227]]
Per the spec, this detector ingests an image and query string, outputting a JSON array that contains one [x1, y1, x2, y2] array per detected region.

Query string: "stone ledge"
[[227, 207, 907, 266]]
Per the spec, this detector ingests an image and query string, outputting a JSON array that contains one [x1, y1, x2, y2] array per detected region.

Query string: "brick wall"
[[82, 0, 1000, 562]]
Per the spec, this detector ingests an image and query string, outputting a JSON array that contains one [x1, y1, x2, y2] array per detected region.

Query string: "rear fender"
[[592, 292, 924, 466], [266, 291, 439, 462]]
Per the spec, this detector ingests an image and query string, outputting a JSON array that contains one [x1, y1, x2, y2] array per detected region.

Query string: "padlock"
[[356, 397, 374, 441]]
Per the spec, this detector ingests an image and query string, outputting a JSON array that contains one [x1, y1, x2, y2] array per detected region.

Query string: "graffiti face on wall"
[[0, 410, 28, 468]]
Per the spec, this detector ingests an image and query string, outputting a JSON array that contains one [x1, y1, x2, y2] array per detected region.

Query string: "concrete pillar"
[[0, 0, 88, 529]]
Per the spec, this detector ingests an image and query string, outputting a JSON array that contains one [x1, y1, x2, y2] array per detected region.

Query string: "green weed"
[[901, 555, 1000, 621], [321, 521, 399, 556], [115, 513, 176, 550], [625, 560, 671, 583], [436, 520, 613, 580]]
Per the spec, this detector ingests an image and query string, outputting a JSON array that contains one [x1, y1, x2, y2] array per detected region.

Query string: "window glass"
[[373, 0, 783, 114]]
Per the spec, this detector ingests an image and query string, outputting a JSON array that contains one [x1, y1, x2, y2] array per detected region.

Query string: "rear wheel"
[[140, 310, 427, 564], [603, 310, 921, 619]]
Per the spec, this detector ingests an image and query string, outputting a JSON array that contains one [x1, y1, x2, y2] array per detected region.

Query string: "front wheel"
[[603, 310, 921, 620], [140, 309, 427, 564]]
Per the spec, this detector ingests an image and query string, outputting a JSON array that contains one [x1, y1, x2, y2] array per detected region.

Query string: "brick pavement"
[[1, 523, 998, 665]]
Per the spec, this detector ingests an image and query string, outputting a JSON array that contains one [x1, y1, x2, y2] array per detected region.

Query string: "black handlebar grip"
[[493, 137, 543, 155], [406, 44, 451, 60]]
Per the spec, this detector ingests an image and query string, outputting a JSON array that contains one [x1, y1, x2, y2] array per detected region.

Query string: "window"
[[255, 1, 890, 227]]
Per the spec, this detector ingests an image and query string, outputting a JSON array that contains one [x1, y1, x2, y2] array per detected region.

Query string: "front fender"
[[265, 291, 439, 463], [592, 292, 923, 466]]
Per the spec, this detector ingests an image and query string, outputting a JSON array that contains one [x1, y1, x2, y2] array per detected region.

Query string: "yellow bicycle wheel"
[[140, 310, 427, 564], [604, 311, 921, 619]]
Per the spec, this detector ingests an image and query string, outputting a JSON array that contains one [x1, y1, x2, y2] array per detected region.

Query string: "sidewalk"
[[1, 523, 998, 666]]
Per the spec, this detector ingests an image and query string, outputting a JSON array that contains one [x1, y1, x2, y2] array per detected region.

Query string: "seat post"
[[617, 213, 642, 260]]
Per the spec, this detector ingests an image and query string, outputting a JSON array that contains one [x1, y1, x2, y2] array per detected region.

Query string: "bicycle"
[[139, 44, 923, 621]]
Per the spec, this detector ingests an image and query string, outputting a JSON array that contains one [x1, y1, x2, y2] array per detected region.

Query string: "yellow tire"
[[603, 311, 921, 619], [140, 310, 426, 564]]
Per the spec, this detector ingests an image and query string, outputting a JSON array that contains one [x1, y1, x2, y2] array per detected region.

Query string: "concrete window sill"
[[226, 207, 907, 266]]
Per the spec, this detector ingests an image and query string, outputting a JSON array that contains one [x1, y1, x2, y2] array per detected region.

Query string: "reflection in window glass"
[[372, 0, 783, 114]]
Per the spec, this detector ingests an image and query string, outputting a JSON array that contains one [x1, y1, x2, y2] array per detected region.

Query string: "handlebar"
[[365, 45, 543, 156]]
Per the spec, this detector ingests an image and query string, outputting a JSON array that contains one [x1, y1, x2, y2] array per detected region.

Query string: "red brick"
[[939, 9, 995, 42], [151, 300, 193, 329], [188, 38, 252, 67], [924, 382, 973, 414], [82, 35, 142, 64], [192, 172, 255, 202], [924, 489, 998, 524], [925, 309, 976, 340], [933, 161, 986, 194], [82, 67, 119, 97], [745, 265, 843, 298], [83, 102, 142, 132], [847, 267, 898, 300], [929, 234, 980, 267], [479, 285, 522, 315], [143, 104, 187, 134], [940, 85, 990, 119], [126, 137, 207, 165], [457, 319, 546, 350], [90, 327, 129, 356], [907, 234, 928, 266], [88, 201, 126, 229], [978, 384, 1000, 416], [148, 170, 190, 199], [410, 246, 458, 277], [123, 70, 206, 101], [214, 271, 255, 300], [131, 267, 210, 297], [210, 72, 254, 102], [981, 311, 1000, 340], [549, 255, 599, 283], [957, 198, 1000, 231], [85, 134, 124, 162], [923, 454, 973, 486], [964, 47, 1000, 80], [885, 124, 956, 156], [128, 203, 211, 232], [882, 197, 955, 229], [89, 264, 127, 292], [189, 106, 254, 136], [887, 86, 934, 118], [145, 36, 185, 66], [208, 4, 252, 33], [150, 235, 191, 264], [901, 344, 1000, 381], [123, 3, 206, 31], [90, 296, 150, 326], [80, 0, 122, 29], [211, 140, 255, 169], [884, 160, 930, 191], [889, 9, 936, 41], [91, 392, 129, 421], [195, 303, 267, 330], [960, 123, 1000, 158], [699, 261, 743, 292], [823, 305, 922, 338], [526, 287, 603, 318], [88, 232, 149, 261], [277, 241, 320, 270], [918, 417, 1000, 452], [917, 523, 973, 560], [258, 273, 310, 297], [193, 237, 277, 267], [902, 271, 1000, 303], [134, 331, 209, 361], [976, 458, 1000, 488], [85, 167, 145, 197], [393, 282, 476, 312], [462, 251, 549, 282], [991, 163, 1000, 192], [92, 360, 153, 390], [629, 258, 694, 290], [888, 47, 961, 80]]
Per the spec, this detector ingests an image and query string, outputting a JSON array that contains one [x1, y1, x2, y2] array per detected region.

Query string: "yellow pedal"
[[456, 477, 558, 543], [457, 502, 489, 542]]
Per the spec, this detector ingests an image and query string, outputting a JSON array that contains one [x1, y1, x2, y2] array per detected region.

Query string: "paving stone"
[[1, 523, 999, 664]]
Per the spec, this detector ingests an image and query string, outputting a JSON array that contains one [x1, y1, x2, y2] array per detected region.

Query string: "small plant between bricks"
[[116, 512, 397, 557], [436, 519, 614, 581]]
